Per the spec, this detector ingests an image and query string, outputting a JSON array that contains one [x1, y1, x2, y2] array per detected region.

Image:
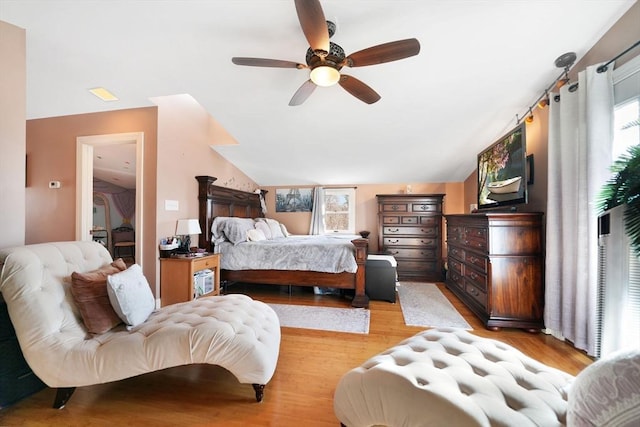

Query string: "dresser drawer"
[[448, 246, 465, 262], [465, 282, 487, 309], [192, 255, 218, 271], [465, 253, 488, 273], [384, 237, 437, 247], [448, 270, 464, 291], [465, 267, 487, 292], [383, 226, 437, 237], [382, 216, 400, 224], [449, 258, 463, 276], [411, 203, 439, 213], [419, 216, 439, 226], [465, 227, 488, 251], [381, 203, 408, 213], [385, 247, 437, 260], [397, 260, 438, 274]]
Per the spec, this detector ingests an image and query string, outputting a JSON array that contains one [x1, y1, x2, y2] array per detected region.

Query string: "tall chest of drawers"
[[377, 194, 445, 281], [445, 213, 544, 332]]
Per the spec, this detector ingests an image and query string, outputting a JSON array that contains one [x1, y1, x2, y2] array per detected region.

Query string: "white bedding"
[[215, 234, 360, 273]]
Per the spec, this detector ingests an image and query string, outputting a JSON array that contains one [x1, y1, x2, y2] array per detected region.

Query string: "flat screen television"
[[477, 123, 527, 210]]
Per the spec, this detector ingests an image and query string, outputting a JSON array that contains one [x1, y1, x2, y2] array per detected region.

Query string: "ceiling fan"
[[231, 0, 420, 106]]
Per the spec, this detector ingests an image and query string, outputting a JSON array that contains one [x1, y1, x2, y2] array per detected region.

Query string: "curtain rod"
[[597, 40, 640, 73]]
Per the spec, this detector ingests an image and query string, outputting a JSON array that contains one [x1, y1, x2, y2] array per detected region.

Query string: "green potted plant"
[[597, 118, 640, 258]]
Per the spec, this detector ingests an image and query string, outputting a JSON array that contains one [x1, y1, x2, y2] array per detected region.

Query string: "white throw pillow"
[[107, 264, 155, 328], [567, 348, 640, 426], [264, 218, 285, 239], [247, 228, 267, 242], [280, 223, 290, 237], [255, 221, 272, 239]]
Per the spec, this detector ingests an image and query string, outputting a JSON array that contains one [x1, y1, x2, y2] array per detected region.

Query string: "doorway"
[[75, 132, 144, 267]]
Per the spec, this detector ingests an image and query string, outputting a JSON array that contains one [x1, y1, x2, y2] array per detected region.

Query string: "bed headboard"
[[196, 176, 266, 251]]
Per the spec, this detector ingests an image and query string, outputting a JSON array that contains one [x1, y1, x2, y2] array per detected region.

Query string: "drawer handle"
[[419, 205, 429, 211], [469, 271, 478, 280], [389, 228, 400, 233], [389, 239, 399, 243], [391, 205, 400, 211]]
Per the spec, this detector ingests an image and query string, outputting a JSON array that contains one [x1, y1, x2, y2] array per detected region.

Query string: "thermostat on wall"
[[48, 181, 61, 189]]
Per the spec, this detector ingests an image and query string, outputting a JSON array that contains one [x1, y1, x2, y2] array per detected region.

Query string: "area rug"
[[397, 282, 472, 329], [267, 303, 370, 334]]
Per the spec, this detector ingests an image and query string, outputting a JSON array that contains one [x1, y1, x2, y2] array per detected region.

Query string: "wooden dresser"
[[377, 194, 445, 281], [445, 212, 544, 332]]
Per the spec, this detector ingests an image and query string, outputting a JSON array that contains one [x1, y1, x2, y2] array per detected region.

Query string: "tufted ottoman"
[[334, 328, 576, 427]]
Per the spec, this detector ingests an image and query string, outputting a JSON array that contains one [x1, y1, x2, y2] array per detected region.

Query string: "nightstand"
[[160, 254, 220, 306], [0, 293, 46, 408]]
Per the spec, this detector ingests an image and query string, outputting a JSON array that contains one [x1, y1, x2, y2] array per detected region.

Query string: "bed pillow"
[[255, 221, 272, 239], [222, 217, 257, 244], [106, 264, 156, 328], [210, 216, 231, 244], [70, 258, 128, 334], [247, 228, 267, 242], [280, 223, 290, 237], [264, 218, 285, 239]]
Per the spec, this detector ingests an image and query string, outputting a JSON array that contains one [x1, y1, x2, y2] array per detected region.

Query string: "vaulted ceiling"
[[1, 0, 636, 186]]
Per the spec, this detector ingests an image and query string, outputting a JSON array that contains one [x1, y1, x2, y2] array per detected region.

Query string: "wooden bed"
[[196, 176, 369, 308]]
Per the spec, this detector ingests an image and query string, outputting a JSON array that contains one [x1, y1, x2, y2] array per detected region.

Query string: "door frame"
[[76, 132, 144, 266]]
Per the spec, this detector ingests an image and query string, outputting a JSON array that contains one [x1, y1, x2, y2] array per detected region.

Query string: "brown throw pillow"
[[70, 258, 127, 334]]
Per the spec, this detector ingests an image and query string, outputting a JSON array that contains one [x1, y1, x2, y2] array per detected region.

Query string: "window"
[[323, 188, 356, 234], [612, 54, 640, 160], [612, 98, 639, 160]]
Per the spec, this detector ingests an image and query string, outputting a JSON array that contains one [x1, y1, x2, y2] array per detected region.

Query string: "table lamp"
[[175, 219, 202, 254]]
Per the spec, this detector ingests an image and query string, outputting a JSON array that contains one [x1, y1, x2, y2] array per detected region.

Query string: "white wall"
[[0, 21, 26, 248]]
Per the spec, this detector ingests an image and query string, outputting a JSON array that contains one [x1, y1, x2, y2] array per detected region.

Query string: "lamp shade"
[[175, 219, 202, 236]]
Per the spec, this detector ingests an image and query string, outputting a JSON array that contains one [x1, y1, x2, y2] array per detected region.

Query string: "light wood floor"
[[0, 282, 592, 427]]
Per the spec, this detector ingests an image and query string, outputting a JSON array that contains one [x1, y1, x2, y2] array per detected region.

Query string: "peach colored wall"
[[262, 182, 465, 253], [0, 21, 26, 248], [154, 95, 257, 251], [25, 107, 158, 289]]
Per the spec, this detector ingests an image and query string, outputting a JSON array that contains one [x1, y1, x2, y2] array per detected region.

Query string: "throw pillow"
[[70, 258, 127, 334], [567, 348, 640, 426], [247, 228, 267, 242], [264, 218, 285, 239], [255, 221, 272, 239], [106, 264, 156, 328], [223, 217, 257, 244]]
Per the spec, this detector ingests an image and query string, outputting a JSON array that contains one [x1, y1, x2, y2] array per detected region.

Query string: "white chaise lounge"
[[0, 241, 281, 408]]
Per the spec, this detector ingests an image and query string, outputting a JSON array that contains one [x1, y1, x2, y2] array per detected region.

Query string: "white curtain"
[[309, 186, 325, 235], [545, 63, 614, 356]]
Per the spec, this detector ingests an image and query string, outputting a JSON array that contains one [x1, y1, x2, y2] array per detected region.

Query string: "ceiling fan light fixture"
[[310, 65, 340, 87]]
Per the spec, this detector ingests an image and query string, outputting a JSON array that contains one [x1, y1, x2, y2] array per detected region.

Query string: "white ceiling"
[[2, 0, 636, 186]]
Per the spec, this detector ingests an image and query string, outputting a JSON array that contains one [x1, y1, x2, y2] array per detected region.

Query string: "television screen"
[[477, 123, 527, 210]]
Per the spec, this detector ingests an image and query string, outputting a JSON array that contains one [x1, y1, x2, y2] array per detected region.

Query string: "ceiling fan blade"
[[294, 0, 329, 52], [232, 57, 307, 69], [338, 75, 381, 104], [344, 38, 421, 67], [289, 79, 317, 106]]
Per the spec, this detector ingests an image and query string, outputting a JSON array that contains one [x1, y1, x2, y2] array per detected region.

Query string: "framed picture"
[[275, 188, 313, 212]]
